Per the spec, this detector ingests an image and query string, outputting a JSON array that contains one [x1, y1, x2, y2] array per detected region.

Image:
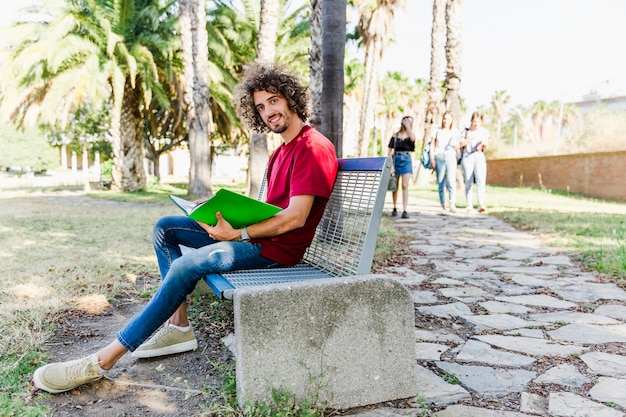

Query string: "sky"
[[3, 0, 626, 115], [379, 0, 626, 113]]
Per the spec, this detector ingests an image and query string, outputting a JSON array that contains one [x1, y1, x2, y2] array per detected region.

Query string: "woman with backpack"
[[460, 111, 491, 213], [429, 111, 461, 213]]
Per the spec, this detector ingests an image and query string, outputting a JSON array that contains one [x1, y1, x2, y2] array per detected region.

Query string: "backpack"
[[420, 141, 432, 170]]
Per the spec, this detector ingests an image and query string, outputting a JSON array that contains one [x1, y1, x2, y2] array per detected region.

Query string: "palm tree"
[[442, 0, 463, 123], [321, 0, 347, 156], [1, 0, 177, 192], [549, 100, 581, 155], [206, 0, 256, 146], [309, 0, 323, 129], [247, 0, 280, 198], [179, 0, 213, 197], [378, 72, 427, 149], [424, 0, 446, 141], [343, 58, 365, 156], [530, 100, 548, 146], [353, 0, 406, 157], [491, 90, 510, 141]]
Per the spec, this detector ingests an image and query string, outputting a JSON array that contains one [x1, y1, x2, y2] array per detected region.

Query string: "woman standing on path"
[[387, 115, 417, 218], [429, 111, 460, 213], [460, 111, 491, 213]]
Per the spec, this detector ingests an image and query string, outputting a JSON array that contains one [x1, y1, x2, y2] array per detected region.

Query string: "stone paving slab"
[[460, 313, 539, 331], [589, 377, 626, 408], [479, 301, 533, 314], [414, 365, 471, 406], [549, 392, 625, 417], [434, 362, 535, 394], [551, 283, 626, 302], [529, 255, 574, 265], [548, 323, 626, 344], [474, 334, 588, 356], [453, 340, 535, 367], [415, 342, 450, 361], [409, 290, 439, 304], [439, 286, 490, 301], [494, 294, 577, 309], [520, 392, 548, 414], [347, 407, 418, 417], [533, 363, 591, 387], [434, 260, 478, 272], [504, 328, 545, 338], [434, 404, 534, 416], [467, 278, 535, 296], [491, 265, 561, 275], [527, 311, 621, 325], [417, 302, 473, 318], [431, 277, 464, 286], [415, 329, 463, 344], [595, 304, 626, 320], [580, 352, 626, 377]]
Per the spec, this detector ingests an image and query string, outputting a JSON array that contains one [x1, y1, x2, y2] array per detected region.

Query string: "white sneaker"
[[33, 354, 104, 393], [131, 323, 198, 359], [450, 205, 457, 213]]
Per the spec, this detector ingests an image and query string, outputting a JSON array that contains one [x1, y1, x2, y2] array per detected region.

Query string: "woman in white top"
[[459, 111, 491, 213], [429, 111, 460, 212]]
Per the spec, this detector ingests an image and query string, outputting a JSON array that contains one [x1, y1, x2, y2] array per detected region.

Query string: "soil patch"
[[36, 290, 233, 416]]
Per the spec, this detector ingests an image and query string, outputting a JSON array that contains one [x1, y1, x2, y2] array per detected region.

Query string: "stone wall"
[[487, 151, 626, 202]]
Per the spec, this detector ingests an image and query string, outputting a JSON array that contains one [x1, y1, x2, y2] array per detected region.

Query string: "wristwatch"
[[239, 227, 250, 241]]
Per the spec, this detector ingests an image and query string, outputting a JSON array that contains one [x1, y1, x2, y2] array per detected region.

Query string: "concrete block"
[[233, 274, 417, 410]]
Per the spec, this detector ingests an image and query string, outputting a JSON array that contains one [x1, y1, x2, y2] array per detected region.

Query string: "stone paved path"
[[350, 198, 626, 417]]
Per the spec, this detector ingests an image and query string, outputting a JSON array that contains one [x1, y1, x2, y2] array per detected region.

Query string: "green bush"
[[0, 124, 58, 173]]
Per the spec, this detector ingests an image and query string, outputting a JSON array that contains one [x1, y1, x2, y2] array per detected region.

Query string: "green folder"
[[169, 189, 282, 229]]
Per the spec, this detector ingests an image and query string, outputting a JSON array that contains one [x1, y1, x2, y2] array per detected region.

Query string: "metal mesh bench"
[[204, 157, 392, 300]]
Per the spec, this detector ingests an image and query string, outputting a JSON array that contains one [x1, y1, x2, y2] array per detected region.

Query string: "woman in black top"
[[387, 115, 416, 218]]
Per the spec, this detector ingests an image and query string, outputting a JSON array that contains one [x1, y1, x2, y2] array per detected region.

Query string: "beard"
[[265, 111, 291, 134], [270, 124, 288, 134]]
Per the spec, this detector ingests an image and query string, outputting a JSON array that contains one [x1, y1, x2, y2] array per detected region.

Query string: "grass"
[[1, 181, 625, 415]]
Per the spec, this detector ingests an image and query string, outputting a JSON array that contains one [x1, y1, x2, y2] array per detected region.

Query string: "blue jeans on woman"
[[116, 216, 279, 352], [461, 151, 487, 209], [434, 150, 457, 207]]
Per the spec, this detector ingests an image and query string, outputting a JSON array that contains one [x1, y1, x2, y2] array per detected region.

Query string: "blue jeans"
[[461, 151, 487, 208], [116, 215, 280, 351], [434, 150, 458, 206]]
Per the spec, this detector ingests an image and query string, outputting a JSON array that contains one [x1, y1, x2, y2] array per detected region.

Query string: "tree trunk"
[[417, 0, 446, 186], [357, 37, 381, 157], [309, 0, 323, 130], [180, 0, 213, 198], [424, 0, 446, 137], [248, 0, 280, 198], [443, 0, 463, 123], [321, 0, 346, 157], [110, 78, 147, 192]]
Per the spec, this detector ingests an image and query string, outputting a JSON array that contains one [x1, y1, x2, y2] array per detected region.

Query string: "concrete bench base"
[[233, 275, 417, 410]]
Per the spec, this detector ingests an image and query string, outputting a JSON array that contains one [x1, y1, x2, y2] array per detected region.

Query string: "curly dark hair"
[[235, 63, 310, 133]]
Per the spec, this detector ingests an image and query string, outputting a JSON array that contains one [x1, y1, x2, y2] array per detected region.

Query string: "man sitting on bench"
[[33, 63, 339, 394]]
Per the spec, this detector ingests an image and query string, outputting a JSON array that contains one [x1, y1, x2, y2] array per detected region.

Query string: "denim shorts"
[[394, 152, 413, 175]]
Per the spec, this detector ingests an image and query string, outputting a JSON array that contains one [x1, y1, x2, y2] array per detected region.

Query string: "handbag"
[[420, 141, 432, 170], [387, 175, 398, 192], [388, 135, 399, 192]]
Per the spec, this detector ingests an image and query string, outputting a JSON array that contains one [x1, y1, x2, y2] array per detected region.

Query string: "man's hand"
[[199, 212, 240, 241]]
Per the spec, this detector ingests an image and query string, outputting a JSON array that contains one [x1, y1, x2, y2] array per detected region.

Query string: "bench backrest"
[[260, 156, 392, 276]]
